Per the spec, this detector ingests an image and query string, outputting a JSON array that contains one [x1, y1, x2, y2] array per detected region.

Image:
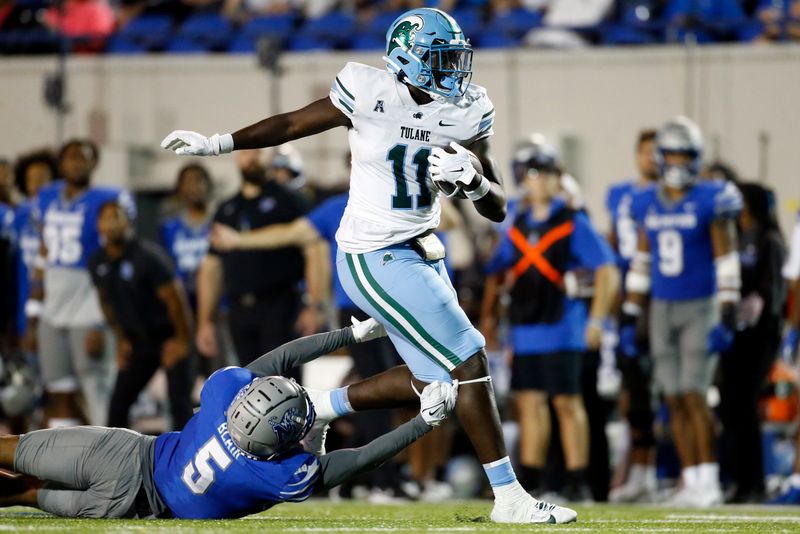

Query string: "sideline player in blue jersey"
[[27, 140, 135, 427], [0, 320, 458, 519], [160, 163, 213, 310], [11, 151, 56, 343], [605, 130, 660, 503], [623, 117, 742, 507]]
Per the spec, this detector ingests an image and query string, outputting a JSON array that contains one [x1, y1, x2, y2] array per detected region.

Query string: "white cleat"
[[663, 485, 696, 507], [490, 494, 577, 524], [302, 388, 333, 456], [690, 484, 723, 508], [609, 480, 656, 503]]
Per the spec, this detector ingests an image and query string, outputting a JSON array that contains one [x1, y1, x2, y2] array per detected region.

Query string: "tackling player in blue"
[[623, 116, 742, 507], [0, 319, 459, 519]]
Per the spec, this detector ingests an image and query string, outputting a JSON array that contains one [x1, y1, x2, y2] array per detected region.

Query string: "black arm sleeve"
[[317, 415, 431, 490], [245, 327, 356, 377]]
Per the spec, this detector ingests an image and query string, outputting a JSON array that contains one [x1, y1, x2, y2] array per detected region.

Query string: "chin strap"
[[410, 375, 492, 397]]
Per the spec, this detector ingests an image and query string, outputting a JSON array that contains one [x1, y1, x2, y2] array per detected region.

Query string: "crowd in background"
[[1, 125, 800, 507], [0, 0, 799, 54]]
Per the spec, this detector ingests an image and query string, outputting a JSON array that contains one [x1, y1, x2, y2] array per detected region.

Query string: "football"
[[430, 145, 483, 199]]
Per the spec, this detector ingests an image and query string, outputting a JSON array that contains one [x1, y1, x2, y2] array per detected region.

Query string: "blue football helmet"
[[655, 116, 704, 189], [384, 8, 473, 101]]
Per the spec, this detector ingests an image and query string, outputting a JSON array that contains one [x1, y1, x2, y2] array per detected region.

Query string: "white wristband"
[[211, 133, 234, 155], [25, 299, 43, 318], [464, 176, 491, 201]]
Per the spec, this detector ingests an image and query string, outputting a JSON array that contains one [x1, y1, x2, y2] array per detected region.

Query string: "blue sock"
[[483, 457, 517, 488], [330, 387, 354, 417]]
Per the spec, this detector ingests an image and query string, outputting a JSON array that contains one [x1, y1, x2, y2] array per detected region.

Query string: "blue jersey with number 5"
[[630, 180, 741, 300], [153, 367, 320, 519]]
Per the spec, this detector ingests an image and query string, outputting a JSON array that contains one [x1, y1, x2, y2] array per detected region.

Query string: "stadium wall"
[[3, 44, 799, 230]]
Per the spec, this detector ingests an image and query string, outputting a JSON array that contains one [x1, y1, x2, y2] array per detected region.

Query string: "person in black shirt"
[[195, 149, 311, 372], [89, 200, 195, 430], [719, 182, 786, 503]]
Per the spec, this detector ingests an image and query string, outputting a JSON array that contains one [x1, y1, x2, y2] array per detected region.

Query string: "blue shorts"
[[337, 245, 485, 383]]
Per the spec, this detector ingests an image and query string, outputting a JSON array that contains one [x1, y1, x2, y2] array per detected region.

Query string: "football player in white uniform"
[[161, 8, 576, 524]]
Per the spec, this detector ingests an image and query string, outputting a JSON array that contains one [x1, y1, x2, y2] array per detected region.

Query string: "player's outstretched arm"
[[246, 318, 386, 376], [316, 381, 456, 490], [210, 218, 320, 251], [161, 98, 351, 156]]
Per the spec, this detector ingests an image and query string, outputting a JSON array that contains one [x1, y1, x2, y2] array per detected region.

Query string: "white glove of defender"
[[419, 380, 458, 427], [160, 130, 234, 156], [428, 142, 478, 189], [351, 317, 387, 343]]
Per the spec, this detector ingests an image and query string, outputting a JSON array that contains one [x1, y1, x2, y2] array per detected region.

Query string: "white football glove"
[[160, 130, 234, 156], [428, 142, 478, 192], [419, 380, 458, 427], [351, 316, 387, 343]]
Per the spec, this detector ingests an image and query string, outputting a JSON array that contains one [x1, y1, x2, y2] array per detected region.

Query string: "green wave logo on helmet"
[[388, 16, 424, 54]]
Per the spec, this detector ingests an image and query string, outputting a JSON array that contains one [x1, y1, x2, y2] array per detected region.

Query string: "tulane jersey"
[[11, 201, 40, 335], [606, 180, 639, 272], [35, 182, 135, 327], [630, 180, 742, 301], [330, 62, 494, 253], [152, 367, 320, 519], [160, 214, 210, 304]]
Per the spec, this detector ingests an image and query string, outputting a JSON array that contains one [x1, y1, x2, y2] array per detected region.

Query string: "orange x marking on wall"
[[508, 221, 575, 287]]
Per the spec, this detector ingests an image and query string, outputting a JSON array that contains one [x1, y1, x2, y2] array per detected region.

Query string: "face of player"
[[60, 144, 96, 188], [637, 139, 658, 181], [25, 161, 54, 198], [178, 169, 210, 208], [524, 169, 560, 204], [236, 149, 266, 186], [663, 151, 692, 168], [97, 204, 129, 246], [0, 162, 11, 200]]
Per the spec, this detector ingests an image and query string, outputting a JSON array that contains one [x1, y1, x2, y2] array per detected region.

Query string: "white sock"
[[643, 465, 657, 491], [682, 465, 699, 489], [698, 463, 719, 488], [492, 479, 530, 504], [305, 388, 340, 421], [628, 464, 645, 487]]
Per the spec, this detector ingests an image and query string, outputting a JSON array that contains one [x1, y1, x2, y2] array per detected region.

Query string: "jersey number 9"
[[657, 230, 684, 277]]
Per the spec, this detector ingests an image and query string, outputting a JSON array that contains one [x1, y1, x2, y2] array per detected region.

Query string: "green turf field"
[[2, 501, 800, 533]]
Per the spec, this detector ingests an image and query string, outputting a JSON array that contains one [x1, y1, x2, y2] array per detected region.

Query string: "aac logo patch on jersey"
[[374, 100, 385, 113]]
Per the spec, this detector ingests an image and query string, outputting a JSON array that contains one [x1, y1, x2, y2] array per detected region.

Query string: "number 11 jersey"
[[330, 62, 495, 253]]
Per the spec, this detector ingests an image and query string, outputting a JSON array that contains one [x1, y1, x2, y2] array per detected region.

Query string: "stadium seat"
[[227, 35, 256, 54], [476, 31, 520, 49], [116, 15, 173, 51], [485, 9, 542, 38], [176, 13, 232, 50], [449, 9, 482, 38], [242, 14, 296, 41], [105, 35, 149, 54], [600, 25, 657, 45], [365, 11, 403, 38], [302, 12, 357, 47], [350, 33, 385, 51], [166, 36, 211, 54], [287, 34, 333, 52]]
